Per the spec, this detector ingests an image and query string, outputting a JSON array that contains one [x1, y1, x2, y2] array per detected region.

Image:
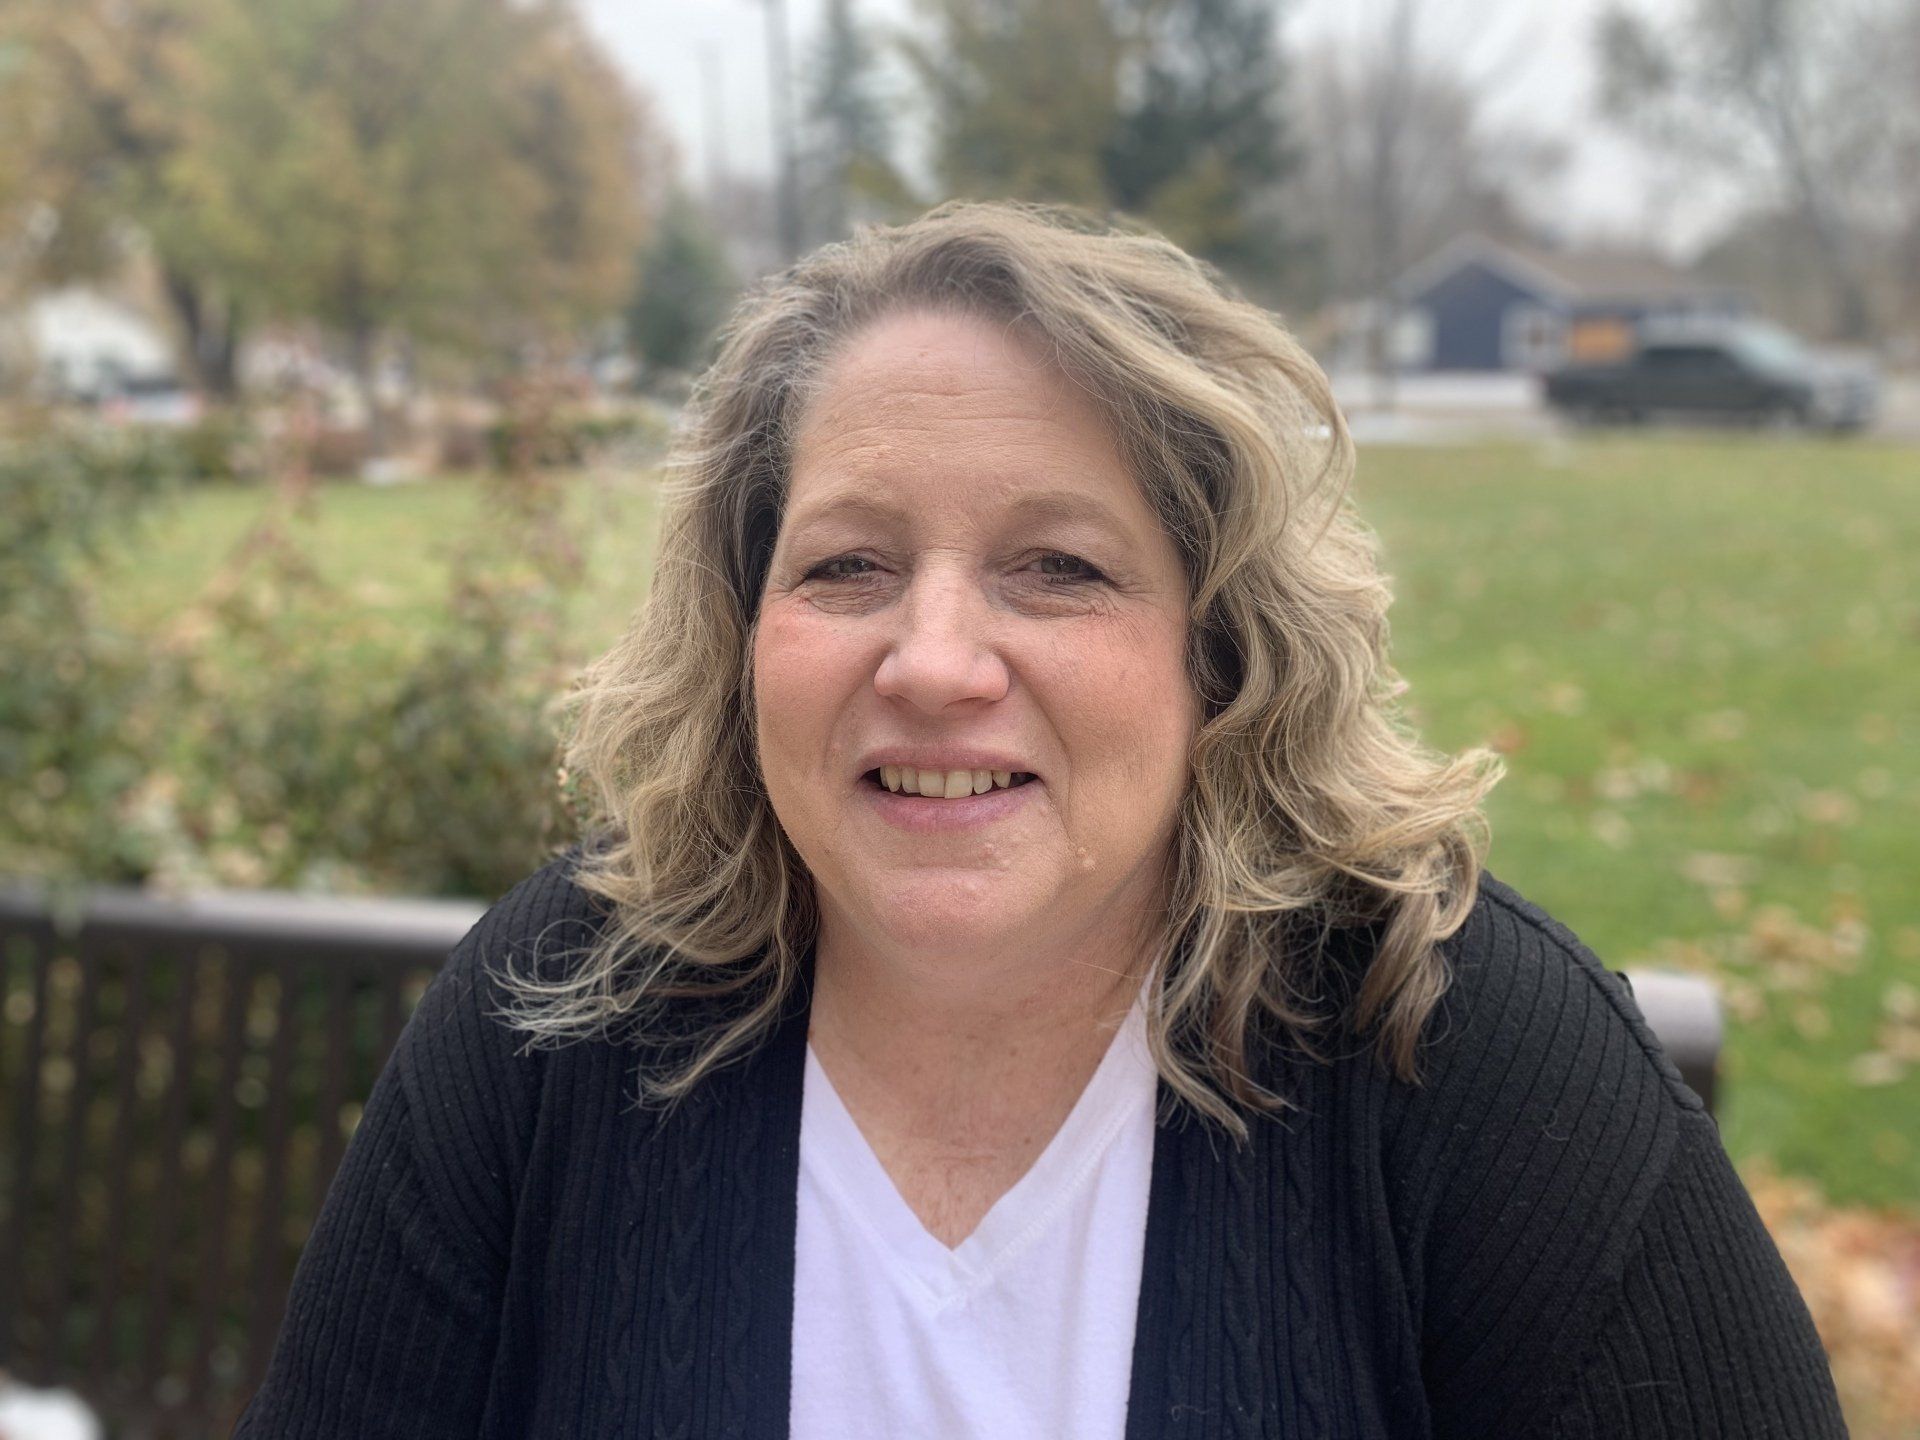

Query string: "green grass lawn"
[[94, 465, 661, 664], [1359, 434, 1919, 1210], [85, 435, 1920, 1208]]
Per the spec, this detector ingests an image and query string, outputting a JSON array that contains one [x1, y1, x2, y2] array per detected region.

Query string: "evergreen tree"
[[1104, 0, 1294, 276], [904, 0, 1122, 208], [904, 0, 1297, 278], [801, 0, 907, 242], [627, 191, 736, 378]]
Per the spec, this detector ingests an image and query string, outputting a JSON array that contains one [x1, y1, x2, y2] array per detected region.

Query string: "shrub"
[[1, 426, 591, 897], [0, 428, 187, 880], [307, 423, 372, 478], [161, 410, 264, 483], [485, 404, 670, 473]]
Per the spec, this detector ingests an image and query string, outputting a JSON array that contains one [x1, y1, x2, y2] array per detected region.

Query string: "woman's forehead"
[[789, 311, 1133, 498], [798, 310, 1096, 438]]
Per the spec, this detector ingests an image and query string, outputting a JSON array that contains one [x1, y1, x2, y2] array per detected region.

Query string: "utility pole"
[[758, 0, 803, 260], [699, 44, 729, 206]]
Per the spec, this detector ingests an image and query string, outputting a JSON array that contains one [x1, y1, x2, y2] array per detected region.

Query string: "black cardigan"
[[233, 852, 1847, 1438]]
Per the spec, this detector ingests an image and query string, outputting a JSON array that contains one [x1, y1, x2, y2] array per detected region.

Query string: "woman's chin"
[[856, 887, 1047, 958]]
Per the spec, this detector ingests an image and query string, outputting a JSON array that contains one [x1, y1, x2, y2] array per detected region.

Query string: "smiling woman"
[[232, 202, 1846, 1439], [517, 205, 1490, 1141]]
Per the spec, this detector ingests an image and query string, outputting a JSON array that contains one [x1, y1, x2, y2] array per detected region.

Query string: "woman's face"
[[753, 308, 1200, 975]]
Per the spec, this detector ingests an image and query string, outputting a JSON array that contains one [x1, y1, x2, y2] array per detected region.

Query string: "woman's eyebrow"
[[783, 488, 1136, 542], [782, 491, 904, 536], [1004, 490, 1136, 538]]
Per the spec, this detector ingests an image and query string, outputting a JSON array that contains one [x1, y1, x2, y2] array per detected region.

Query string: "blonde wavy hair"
[[498, 199, 1503, 1138]]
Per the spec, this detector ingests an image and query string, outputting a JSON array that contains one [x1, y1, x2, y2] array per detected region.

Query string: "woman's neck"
[[804, 920, 1152, 1246]]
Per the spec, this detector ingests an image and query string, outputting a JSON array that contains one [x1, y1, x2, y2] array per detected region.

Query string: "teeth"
[[878, 766, 1030, 796]]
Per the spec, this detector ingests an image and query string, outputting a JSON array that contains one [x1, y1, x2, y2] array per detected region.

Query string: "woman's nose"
[[871, 566, 1011, 712]]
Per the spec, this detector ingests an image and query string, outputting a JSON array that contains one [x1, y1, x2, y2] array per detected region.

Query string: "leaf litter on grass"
[[1636, 890, 1870, 1032], [1744, 1159, 1920, 1438]]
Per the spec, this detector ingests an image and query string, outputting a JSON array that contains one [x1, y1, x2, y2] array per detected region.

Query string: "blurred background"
[[0, 0, 1915, 1435]]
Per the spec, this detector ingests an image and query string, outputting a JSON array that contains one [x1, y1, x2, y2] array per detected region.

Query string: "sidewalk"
[[1327, 369, 1920, 446]]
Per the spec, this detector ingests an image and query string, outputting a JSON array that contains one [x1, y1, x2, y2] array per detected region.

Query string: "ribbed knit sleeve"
[[228, 1059, 507, 1439], [1388, 876, 1847, 1439], [231, 853, 590, 1439], [1538, 1105, 1848, 1437]]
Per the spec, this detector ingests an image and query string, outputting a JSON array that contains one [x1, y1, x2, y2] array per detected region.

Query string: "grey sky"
[[575, 0, 1712, 255]]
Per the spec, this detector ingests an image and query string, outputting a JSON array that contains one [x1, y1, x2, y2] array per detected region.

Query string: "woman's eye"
[[804, 555, 880, 581], [1033, 552, 1105, 586], [802, 552, 1104, 586]]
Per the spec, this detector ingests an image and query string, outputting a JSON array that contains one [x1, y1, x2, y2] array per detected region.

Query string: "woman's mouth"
[[864, 766, 1039, 797], [858, 767, 1043, 833]]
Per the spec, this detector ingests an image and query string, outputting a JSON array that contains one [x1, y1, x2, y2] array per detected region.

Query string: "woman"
[[235, 202, 1845, 1438]]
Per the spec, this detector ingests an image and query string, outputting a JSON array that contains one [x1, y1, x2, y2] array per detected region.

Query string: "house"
[[1389, 235, 1747, 374], [1, 284, 178, 398]]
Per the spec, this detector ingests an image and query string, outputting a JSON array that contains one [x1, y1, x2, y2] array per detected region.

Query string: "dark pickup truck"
[[1543, 321, 1880, 432]]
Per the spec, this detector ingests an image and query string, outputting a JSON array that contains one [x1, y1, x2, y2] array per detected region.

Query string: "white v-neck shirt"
[[790, 995, 1158, 1439]]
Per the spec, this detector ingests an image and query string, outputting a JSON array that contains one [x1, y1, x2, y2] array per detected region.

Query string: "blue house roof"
[[1397, 234, 1738, 312], [1388, 234, 1748, 372]]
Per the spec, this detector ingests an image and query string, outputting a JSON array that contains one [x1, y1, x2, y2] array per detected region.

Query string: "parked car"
[[97, 372, 205, 428], [1544, 320, 1880, 432]]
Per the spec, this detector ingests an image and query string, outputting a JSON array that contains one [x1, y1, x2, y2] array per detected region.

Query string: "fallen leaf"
[[1849, 1052, 1905, 1087]]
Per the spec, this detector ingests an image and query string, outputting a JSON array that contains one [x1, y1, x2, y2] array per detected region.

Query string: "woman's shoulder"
[[1363, 868, 1705, 1301], [1358, 884, 1842, 1436], [1302, 868, 1700, 1126], [1346, 871, 1716, 1429], [454, 842, 618, 984], [1413, 869, 1705, 1119], [398, 845, 606, 1036], [394, 843, 617, 1119], [342, 845, 618, 1275]]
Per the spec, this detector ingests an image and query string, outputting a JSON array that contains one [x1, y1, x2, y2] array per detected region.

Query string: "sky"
[[575, 0, 1721, 257]]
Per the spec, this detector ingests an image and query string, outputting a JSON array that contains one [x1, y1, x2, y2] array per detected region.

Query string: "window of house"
[[1384, 307, 1434, 368], [1501, 305, 1566, 371]]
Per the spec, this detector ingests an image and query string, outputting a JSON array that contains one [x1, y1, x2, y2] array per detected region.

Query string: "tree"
[[904, 0, 1121, 208], [1291, 35, 1556, 291], [1595, 0, 1901, 343], [174, 0, 653, 440], [800, 0, 909, 243], [1103, 0, 1296, 276], [627, 191, 737, 379], [1283, 0, 1562, 381], [0, 0, 247, 393], [1889, 0, 1920, 341], [904, 0, 1300, 276], [0, 0, 657, 422]]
